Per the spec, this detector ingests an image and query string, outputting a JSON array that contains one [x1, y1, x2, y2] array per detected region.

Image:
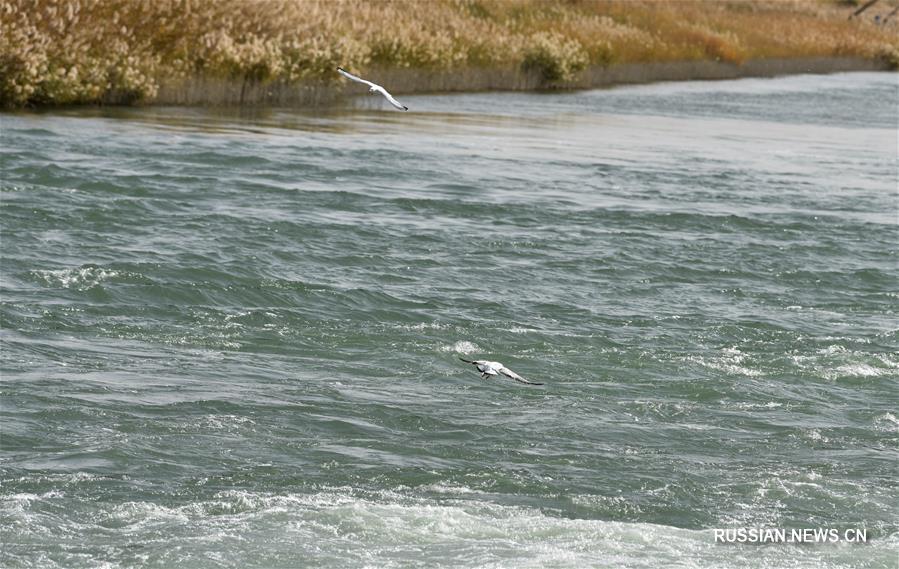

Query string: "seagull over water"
[[459, 358, 543, 386], [337, 67, 408, 111]]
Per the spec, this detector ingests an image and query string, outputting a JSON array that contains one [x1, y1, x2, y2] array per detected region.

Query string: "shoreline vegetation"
[[2, 0, 897, 109]]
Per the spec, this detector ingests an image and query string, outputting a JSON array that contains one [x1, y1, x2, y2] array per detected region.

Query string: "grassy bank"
[[2, 0, 897, 108]]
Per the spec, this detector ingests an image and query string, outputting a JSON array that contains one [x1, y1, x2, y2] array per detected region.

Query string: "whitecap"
[[822, 362, 893, 380], [4, 484, 895, 568], [509, 327, 539, 334], [439, 340, 480, 354], [684, 347, 762, 377], [34, 265, 121, 291]]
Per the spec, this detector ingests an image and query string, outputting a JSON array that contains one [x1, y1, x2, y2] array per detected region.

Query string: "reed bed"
[[2, 0, 897, 107]]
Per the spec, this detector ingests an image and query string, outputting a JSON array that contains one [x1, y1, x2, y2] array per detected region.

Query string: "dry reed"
[[1, 0, 897, 107]]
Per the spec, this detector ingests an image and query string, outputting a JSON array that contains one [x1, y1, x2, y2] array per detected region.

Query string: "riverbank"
[[2, 0, 897, 108], [153, 56, 893, 107]]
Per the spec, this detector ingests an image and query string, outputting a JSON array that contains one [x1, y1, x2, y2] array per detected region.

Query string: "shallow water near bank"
[[1, 72, 897, 568]]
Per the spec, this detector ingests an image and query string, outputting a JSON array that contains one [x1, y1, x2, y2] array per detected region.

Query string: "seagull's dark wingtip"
[[403, 106, 409, 111]]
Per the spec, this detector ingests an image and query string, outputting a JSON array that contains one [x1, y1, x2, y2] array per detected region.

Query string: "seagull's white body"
[[337, 67, 408, 111], [459, 358, 543, 386]]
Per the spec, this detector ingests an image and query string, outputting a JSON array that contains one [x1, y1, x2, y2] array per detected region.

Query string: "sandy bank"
[[152, 57, 893, 107]]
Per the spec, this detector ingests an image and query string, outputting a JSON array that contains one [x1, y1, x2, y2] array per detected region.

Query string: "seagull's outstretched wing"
[[373, 86, 409, 111], [459, 357, 484, 366], [337, 67, 376, 88], [499, 366, 543, 386]]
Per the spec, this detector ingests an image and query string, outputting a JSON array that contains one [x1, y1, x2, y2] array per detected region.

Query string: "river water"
[[1, 71, 897, 568]]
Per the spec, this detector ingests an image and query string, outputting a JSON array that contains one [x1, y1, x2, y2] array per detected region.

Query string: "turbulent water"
[[1, 72, 897, 568]]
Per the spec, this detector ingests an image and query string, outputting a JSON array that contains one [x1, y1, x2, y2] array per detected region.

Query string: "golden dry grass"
[[1, 0, 897, 107]]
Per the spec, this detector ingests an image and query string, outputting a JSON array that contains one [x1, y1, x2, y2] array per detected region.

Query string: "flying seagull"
[[459, 358, 543, 386], [337, 67, 408, 111]]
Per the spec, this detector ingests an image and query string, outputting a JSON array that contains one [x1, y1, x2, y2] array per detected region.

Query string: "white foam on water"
[[108, 501, 192, 529], [827, 363, 887, 379], [34, 266, 122, 291], [400, 322, 450, 331], [788, 345, 898, 381], [802, 429, 828, 443], [684, 347, 763, 378], [873, 413, 899, 433], [439, 340, 480, 354], [1, 490, 66, 518], [508, 327, 539, 334], [418, 482, 488, 497], [3, 490, 65, 503], [3, 485, 895, 569], [729, 401, 785, 411]]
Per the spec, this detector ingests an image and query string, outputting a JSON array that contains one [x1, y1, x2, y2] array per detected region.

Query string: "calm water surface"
[[1, 72, 897, 568]]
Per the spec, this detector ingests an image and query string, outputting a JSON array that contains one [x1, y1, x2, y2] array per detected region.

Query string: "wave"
[[2, 485, 895, 569], [439, 340, 481, 355]]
